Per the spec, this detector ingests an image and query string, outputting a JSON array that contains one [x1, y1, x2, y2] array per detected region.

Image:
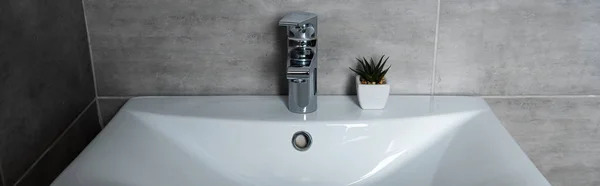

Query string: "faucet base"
[[287, 79, 317, 114], [287, 102, 317, 114]]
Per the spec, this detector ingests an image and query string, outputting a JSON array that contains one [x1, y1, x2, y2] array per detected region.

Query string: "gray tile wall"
[[436, 0, 600, 95], [0, 0, 99, 185], [84, 0, 437, 96], [84, 0, 600, 97], [84, 0, 599, 185], [15, 103, 101, 186], [487, 98, 600, 186]]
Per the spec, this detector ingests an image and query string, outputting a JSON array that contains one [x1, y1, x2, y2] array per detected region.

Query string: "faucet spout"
[[280, 12, 318, 114]]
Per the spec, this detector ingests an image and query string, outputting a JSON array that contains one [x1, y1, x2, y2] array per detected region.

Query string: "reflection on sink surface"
[[52, 96, 550, 186]]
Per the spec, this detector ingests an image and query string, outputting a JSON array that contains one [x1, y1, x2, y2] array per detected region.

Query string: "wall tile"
[[16, 102, 101, 186], [98, 98, 129, 126], [84, 0, 437, 96], [0, 0, 95, 185], [436, 0, 600, 95], [486, 98, 600, 186]]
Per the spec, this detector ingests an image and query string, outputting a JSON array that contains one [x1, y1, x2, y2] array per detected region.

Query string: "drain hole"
[[292, 131, 312, 151]]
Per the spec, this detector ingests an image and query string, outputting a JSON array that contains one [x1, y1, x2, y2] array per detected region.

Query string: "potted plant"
[[349, 55, 391, 109]]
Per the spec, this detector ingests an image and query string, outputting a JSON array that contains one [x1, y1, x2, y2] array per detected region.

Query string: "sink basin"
[[52, 96, 550, 186]]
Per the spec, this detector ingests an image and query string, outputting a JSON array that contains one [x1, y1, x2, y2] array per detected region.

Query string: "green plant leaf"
[[349, 67, 364, 76], [350, 55, 392, 84], [369, 57, 376, 72], [357, 58, 367, 73], [363, 57, 373, 74], [378, 56, 389, 72], [375, 55, 384, 71], [363, 73, 373, 81]]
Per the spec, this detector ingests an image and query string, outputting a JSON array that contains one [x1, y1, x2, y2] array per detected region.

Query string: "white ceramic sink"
[[52, 96, 550, 186]]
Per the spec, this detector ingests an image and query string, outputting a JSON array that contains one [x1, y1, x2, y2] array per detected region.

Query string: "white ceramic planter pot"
[[356, 75, 390, 109]]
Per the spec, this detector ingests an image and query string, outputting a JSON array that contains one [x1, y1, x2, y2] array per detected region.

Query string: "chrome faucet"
[[279, 12, 318, 114]]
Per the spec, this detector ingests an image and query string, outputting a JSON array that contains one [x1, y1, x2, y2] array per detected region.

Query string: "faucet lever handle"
[[287, 67, 310, 80], [279, 12, 317, 26]]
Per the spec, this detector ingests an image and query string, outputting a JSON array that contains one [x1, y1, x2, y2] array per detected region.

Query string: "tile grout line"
[[13, 99, 96, 186], [430, 0, 441, 96], [96, 98, 103, 128], [80, 0, 103, 129], [81, 0, 97, 98]]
